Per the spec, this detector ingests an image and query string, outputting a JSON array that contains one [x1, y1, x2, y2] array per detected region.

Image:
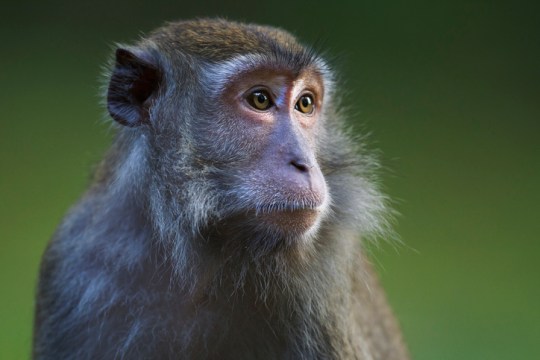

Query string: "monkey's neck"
[[152, 223, 356, 357]]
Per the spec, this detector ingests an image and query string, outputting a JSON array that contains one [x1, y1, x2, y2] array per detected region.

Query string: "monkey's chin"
[[255, 208, 323, 239]]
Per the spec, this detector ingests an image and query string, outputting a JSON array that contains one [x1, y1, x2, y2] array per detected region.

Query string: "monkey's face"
[[107, 44, 334, 246], [196, 59, 331, 241]]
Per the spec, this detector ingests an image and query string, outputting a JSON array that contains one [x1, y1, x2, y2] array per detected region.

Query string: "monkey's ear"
[[107, 48, 161, 127]]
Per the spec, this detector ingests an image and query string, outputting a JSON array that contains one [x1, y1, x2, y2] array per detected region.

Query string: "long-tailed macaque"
[[33, 19, 409, 360]]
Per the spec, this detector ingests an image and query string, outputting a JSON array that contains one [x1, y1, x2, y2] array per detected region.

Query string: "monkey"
[[33, 19, 409, 360]]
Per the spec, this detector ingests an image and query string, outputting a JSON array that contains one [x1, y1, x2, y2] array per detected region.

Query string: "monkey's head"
[[106, 19, 379, 256]]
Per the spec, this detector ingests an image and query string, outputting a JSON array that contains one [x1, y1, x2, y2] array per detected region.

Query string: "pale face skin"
[[218, 65, 329, 238]]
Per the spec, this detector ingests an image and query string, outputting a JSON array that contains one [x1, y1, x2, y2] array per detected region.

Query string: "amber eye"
[[247, 90, 272, 111], [295, 94, 315, 114]]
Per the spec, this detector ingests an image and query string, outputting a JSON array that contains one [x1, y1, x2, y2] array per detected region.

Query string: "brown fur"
[[150, 19, 304, 61]]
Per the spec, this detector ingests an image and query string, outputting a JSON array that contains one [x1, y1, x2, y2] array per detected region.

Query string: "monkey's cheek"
[[257, 209, 322, 237]]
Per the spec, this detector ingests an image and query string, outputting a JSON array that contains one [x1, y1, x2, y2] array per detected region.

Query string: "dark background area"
[[1, 1, 539, 359]]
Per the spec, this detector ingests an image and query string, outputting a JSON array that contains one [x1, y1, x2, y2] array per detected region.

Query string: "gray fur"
[[33, 19, 408, 360]]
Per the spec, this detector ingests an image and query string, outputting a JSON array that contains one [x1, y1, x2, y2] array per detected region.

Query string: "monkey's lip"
[[254, 202, 323, 214], [252, 203, 323, 234]]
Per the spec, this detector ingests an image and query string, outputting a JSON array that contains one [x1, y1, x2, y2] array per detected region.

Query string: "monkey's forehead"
[[148, 18, 319, 69]]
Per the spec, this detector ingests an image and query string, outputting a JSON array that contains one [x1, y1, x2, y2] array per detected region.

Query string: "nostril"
[[290, 159, 310, 173]]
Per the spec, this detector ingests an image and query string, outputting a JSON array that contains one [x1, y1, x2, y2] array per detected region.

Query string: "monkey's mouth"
[[251, 202, 324, 235], [253, 201, 322, 215]]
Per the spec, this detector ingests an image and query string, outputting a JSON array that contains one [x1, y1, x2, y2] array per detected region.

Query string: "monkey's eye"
[[247, 90, 272, 111], [295, 95, 315, 114]]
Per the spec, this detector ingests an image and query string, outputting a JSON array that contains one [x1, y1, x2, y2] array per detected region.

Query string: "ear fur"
[[107, 48, 161, 126]]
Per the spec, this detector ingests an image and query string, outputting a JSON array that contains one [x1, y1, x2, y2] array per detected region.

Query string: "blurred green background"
[[1, 1, 539, 359]]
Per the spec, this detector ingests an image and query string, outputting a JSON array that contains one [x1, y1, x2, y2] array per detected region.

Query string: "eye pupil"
[[248, 91, 271, 110], [297, 95, 314, 114]]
